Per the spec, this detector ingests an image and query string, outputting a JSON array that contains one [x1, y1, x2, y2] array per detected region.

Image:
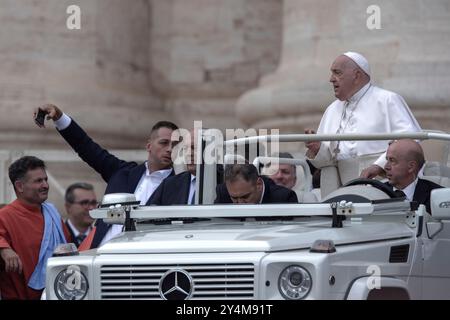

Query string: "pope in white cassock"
[[305, 52, 421, 197]]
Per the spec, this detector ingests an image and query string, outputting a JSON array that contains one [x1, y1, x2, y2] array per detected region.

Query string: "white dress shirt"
[[99, 165, 173, 247], [54, 113, 72, 130], [67, 219, 92, 240], [259, 182, 266, 204], [394, 178, 418, 202], [99, 166, 172, 246], [188, 175, 196, 205], [134, 164, 173, 205]]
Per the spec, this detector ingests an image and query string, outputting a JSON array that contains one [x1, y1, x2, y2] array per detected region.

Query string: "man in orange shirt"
[[0, 156, 70, 300]]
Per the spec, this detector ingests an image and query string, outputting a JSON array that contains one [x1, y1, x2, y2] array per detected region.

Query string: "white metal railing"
[[90, 201, 414, 221], [197, 131, 450, 204], [223, 132, 450, 146], [3, 132, 449, 206]]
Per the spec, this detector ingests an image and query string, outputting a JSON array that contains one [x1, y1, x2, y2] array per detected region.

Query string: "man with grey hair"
[[267, 152, 297, 190], [305, 52, 421, 195], [64, 182, 98, 247]]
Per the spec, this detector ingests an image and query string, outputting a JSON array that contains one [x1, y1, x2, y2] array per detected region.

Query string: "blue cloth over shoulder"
[[28, 202, 66, 290]]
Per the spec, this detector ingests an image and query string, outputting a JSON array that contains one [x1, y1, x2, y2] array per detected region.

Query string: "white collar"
[[258, 180, 266, 204], [395, 178, 418, 201], [348, 82, 371, 103], [145, 162, 173, 178], [67, 219, 91, 237]]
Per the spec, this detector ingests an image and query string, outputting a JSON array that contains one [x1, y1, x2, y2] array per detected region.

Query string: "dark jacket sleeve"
[[58, 119, 133, 182], [263, 177, 298, 204], [419, 179, 444, 214], [286, 190, 299, 203], [214, 183, 231, 204], [213, 185, 222, 204], [148, 181, 164, 205]]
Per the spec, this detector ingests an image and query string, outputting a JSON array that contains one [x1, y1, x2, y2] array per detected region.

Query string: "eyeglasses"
[[71, 200, 99, 207]]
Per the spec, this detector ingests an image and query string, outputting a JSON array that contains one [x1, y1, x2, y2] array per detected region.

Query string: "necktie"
[[190, 191, 196, 205], [76, 234, 87, 246], [190, 177, 196, 205], [394, 190, 406, 199]]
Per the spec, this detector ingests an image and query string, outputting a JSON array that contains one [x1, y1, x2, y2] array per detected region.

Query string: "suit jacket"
[[214, 176, 298, 204], [149, 171, 193, 205], [65, 221, 78, 247], [58, 120, 174, 248], [386, 178, 443, 214], [65, 221, 89, 248]]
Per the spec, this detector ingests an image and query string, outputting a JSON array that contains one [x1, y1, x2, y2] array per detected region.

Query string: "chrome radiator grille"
[[100, 263, 255, 299]]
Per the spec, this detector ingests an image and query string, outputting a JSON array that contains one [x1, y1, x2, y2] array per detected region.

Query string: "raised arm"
[[35, 104, 131, 182]]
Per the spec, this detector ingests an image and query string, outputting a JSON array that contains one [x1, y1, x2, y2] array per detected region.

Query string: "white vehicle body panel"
[[45, 132, 450, 300], [97, 218, 414, 254]]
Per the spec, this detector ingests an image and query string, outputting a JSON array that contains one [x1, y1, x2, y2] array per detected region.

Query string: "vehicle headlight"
[[278, 265, 312, 300], [54, 265, 89, 300]]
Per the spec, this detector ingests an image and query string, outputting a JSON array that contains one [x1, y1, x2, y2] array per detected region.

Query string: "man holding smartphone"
[[34, 105, 179, 249]]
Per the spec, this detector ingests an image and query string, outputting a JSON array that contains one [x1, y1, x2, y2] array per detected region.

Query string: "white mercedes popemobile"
[[45, 131, 450, 300]]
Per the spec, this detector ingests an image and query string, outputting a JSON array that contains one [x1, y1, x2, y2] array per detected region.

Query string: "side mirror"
[[431, 188, 450, 220]]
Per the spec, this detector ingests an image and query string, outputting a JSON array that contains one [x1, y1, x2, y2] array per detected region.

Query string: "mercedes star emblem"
[[159, 269, 193, 300]]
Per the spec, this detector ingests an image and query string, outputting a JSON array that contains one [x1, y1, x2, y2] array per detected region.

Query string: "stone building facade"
[[0, 0, 449, 208]]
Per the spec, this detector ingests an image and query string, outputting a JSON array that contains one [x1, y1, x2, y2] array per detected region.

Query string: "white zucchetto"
[[343, 51, 371, 77]]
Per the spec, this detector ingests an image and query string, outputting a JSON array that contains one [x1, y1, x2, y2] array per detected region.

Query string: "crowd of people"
[[0, 52, 445, 299]]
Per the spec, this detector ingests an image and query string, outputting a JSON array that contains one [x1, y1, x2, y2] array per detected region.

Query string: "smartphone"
[[34, 109, 46, 127]]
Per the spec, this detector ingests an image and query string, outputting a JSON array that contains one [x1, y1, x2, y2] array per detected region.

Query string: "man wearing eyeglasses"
[[64, 183, 98, 248]]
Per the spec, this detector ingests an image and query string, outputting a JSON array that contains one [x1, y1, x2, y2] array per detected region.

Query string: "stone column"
[[0, 0, 164, 150], [236, 0, 450, 133], [0, 0, 165, 207], [150, 0, 283, 131]]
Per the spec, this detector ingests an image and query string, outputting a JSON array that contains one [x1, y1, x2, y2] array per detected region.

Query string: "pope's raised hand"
[[304, 128, 320, 159]]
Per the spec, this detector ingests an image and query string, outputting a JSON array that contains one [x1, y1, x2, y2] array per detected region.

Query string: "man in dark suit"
[[36, 104, 179, 248], [149, 128, 197, 205], [149, 171, 195, 205], [215, 164, 298, 204], [384, 139, 443, 214], [64, 182, 97, 248]]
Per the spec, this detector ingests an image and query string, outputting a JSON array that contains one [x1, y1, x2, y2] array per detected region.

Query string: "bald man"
[[384, 139, 442, 213], [305, 52, 421, 196], [149, 128, 198, 205]]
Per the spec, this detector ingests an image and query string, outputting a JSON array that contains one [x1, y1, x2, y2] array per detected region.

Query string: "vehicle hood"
[[97, 219, 414, 254]]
